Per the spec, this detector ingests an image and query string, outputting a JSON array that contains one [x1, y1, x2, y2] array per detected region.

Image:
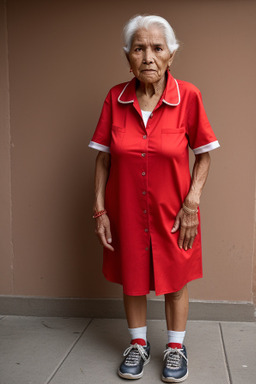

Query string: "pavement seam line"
[[44, 318, 93, 384], [219, 322, 233, 384]]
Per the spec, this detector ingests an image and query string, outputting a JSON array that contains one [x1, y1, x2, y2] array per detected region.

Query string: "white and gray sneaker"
[[118, 341, 150, 380], [162, 345, 188, 383]]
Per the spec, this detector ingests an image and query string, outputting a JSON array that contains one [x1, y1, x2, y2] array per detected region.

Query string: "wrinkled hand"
[[95, 214, 114, 251], [171, 208, 199, 250]]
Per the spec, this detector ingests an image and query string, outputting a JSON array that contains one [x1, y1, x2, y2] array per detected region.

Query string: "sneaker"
[[162, 345, 188, 383], [118, 341, 150, 380]]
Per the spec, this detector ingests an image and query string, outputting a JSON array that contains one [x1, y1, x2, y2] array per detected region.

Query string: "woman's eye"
[[134, 47, 142, 52], [155, 47, 162, 52]]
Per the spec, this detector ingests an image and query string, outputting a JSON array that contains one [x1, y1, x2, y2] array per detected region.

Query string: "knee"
[[165, 286, 187, 302]]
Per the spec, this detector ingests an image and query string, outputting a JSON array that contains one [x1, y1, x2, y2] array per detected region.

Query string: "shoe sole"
[[161, 370, 188, 383], [118, 356, 150, 380]]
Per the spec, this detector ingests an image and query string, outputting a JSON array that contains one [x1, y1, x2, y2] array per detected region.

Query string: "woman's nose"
[[143, 49, 154, 64]]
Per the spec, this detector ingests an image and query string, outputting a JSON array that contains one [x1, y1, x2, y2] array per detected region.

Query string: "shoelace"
[[163, 347, 188, 369], [123, 343, 148, 366]]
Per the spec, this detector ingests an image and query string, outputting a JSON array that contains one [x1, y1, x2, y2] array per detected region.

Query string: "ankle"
[[167, 330, 186, 347], [168, 342, 182, 349], [131, 338, 146, 346], [128, 325, 147, 344]]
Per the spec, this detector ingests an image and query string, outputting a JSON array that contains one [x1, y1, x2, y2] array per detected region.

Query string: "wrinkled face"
[[127, 26, 173, 84]]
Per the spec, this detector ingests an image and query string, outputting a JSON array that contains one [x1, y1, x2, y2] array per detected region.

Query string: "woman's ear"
[[126, 53, 133, 72], [126, 52, 130, 64], [168, 51, 176, 68]]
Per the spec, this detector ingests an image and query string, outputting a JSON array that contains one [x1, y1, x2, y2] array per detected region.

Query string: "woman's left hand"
[[171, 208, 199, 250]]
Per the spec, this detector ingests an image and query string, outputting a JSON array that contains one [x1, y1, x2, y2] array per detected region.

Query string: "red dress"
[[89, 71, 219, 296]]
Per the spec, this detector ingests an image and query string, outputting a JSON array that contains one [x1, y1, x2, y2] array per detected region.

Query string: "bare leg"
[[118, 294, 149, 380], [123, 293, 147, 328], [165, 285, 189, 331]]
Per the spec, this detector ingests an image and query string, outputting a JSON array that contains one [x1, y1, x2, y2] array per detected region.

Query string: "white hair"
[[123, 15, 179, 54]]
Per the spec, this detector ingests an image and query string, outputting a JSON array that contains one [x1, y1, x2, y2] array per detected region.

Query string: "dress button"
[[143, 135, 147, 139], [143, 209, 147, 214], [144, 228, 149, 232], [142, 172, 146, 176], [150, 113, 153, 118], [141, 153, 146, 157], [145, 247, 149, 251], [142, 191, 146, 195]]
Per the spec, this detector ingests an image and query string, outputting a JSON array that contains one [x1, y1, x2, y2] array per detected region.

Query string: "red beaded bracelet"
[[92, 209, 107, 219]]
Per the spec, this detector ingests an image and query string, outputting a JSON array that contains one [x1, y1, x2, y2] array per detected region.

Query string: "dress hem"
[[103, 271, 203, 296]]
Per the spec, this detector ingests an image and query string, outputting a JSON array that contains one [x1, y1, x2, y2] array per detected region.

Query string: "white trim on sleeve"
[[192, 140, 220, 155], [88, 141, 111, 153]]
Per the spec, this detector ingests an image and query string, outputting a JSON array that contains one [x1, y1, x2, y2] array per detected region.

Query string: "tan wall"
[[1, 0, 256, 302]]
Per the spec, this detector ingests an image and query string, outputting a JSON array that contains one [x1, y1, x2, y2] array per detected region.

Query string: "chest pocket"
[[161, 128, 186, 156], [161, 128, 185, 134]]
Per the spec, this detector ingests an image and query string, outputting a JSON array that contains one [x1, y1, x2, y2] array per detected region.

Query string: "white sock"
[[128, 326, 147, 344], [167, 330, 186, 345]]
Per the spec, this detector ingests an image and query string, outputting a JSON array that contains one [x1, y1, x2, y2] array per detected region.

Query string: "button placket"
[[141, 110, 155, 252], [141, 132, 150, 252]]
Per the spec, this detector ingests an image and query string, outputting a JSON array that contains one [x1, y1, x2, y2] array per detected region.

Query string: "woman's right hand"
[[95, 214, 114, 251]]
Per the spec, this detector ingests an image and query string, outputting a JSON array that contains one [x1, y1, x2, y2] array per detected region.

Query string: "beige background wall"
[[1, 0, 256, 303]]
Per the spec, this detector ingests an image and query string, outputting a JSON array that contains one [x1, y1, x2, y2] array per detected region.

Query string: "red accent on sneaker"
[[131, 338, 146, 346], [168, 342, 182, 349]]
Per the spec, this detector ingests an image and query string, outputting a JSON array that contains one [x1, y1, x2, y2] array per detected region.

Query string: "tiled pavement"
[[0, 316, 255, 384]]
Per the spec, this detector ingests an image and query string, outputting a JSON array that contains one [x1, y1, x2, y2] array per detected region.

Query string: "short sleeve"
[[187, 89, 220, 154], [88, 91, 112, 153]]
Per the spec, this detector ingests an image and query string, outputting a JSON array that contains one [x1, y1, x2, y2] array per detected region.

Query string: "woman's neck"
[[136, 74, 167, 111], [137, 74, 166, 98]]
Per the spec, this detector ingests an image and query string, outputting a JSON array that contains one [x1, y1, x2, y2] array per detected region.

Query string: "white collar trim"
[[117, 83, 134, 104], [162, 79, 181, 106], [118, 78, 181, 106]]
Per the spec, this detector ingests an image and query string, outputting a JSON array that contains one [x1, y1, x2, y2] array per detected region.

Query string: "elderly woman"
[[89, 15, 219, 383]]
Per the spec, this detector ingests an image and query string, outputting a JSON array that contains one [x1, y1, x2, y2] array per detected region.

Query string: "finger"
[[171, 215, 181, 233], [105, 225, 113, 245], [183, 228, 191, 251], [188, 235, 196, 249], [187, 224, 198, 249], [103, 238, 115, 252], [105, 227, 114, 251], [98, 231, 114, 251], [96, 228, 114, 252], [178, 226, 186, 249]]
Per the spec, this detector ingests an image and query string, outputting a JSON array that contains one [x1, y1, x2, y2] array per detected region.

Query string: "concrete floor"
[[0, 316, 255, 384]]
